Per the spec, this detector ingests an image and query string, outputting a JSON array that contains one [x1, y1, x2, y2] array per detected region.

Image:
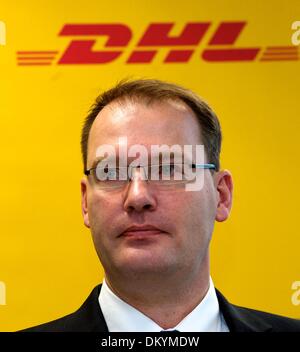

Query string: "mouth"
[[120, 225, 167, 239]]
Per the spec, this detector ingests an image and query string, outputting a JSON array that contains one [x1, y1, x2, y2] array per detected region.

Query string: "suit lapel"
[[215, 288, 272, 332], [80, 284, 273, 332], [73, 284, 108, 332]]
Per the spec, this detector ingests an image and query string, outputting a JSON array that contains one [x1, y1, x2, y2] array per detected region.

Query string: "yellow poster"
[[0, 0, 299, 331]]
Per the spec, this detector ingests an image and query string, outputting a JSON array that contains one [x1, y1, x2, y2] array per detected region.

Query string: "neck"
[[104, 254, 210, 329]]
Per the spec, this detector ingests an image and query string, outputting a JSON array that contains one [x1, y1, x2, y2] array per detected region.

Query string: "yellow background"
[[0, 0, 299, 331]]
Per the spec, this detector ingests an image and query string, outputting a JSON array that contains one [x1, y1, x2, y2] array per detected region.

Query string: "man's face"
[[81, 99, 229, 278]]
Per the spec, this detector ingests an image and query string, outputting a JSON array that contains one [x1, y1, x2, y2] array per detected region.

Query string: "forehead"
[[87, 99, 203, 164]]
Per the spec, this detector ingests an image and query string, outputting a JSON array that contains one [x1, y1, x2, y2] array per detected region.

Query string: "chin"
[[115, 253, 177, 275]]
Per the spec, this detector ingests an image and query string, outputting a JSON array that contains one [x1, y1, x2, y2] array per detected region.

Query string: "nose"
[[123, 168, 157, 213]]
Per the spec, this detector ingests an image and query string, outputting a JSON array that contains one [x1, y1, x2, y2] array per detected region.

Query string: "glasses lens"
[[94, 165, 128, 188], [91, 163, 200, 189], [149, 164, 196, 184]]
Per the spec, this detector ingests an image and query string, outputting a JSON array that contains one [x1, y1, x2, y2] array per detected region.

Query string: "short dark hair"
[[81, 79, 222, 172]]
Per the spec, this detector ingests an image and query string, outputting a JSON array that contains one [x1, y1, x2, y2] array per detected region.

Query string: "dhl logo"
[[16, 22, 299, 66]]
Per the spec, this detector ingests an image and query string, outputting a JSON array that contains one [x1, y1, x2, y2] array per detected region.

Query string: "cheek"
[[167, 190, 217, 237], [87, 193, 123, 265], [88, 192, 120, 233]]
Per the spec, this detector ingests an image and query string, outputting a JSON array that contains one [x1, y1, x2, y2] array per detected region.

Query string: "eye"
[[96, 165, 118, 181], [158, 164, 175, 179], [107, 168, 118, 179]]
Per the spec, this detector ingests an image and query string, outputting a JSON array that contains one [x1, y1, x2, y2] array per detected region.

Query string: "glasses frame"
[[84, 163, 216, 176], [84, 163, 216, 188]]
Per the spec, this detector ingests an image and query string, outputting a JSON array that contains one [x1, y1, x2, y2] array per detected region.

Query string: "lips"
[[120, 225, 166, 238]]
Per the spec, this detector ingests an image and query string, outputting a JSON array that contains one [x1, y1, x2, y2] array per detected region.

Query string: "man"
[[23, 79, 300, 332]]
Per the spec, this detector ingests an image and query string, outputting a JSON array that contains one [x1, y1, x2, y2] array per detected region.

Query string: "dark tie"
[[160, 330, 180, 332]]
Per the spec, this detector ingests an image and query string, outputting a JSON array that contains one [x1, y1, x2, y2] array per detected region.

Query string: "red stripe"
[[17, 57, 55, 60], [262, 52, 298, 55], [265, 46, 297, 50], [17, 62, 52, 65], [202, 48, 259, 61], [260, 57, 299, 61], [261, 53, 298, 57], [16, 51, 58, 54], [261, 55, 299, 60]]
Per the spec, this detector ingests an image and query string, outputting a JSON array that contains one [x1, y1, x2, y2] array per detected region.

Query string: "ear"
[[214, 170, 233, 222], [81, 178, 90, 228]]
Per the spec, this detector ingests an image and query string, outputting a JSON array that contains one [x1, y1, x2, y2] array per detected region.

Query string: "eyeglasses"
[[84, 163, 216, 190]]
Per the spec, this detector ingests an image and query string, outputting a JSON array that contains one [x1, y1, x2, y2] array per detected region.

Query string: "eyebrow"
[[89, 152, 196, 169], [89, 156, 106, 170]]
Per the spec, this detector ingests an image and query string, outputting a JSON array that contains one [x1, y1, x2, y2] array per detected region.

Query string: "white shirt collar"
[[99, 276, 229, 332]]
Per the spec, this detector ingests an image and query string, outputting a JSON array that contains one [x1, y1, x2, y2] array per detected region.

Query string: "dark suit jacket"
[[21, 284, 300, 332]]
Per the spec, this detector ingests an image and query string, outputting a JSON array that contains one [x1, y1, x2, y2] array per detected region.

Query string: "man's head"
[[80, 79, 233, 283], [81, 79, 222, 174]]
